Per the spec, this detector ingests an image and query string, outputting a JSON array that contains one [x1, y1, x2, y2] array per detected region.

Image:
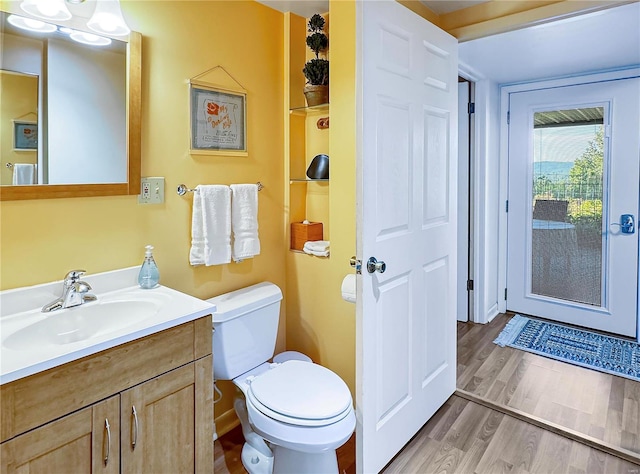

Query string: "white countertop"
[[0, 267, 216, 385]]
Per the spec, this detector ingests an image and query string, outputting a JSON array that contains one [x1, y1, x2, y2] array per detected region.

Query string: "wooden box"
[[291, 221, 323, 251]]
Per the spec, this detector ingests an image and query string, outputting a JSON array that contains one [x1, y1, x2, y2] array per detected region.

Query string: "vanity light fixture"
[[20, 0, 72, 21], [7, 14, 57, 33], [18, 0, 130, 37]]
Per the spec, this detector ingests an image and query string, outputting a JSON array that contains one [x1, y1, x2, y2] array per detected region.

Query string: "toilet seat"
[[247, 360, 352, 427]]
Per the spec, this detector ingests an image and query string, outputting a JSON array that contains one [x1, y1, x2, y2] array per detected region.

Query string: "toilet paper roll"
[[341, 274, 356, 303]]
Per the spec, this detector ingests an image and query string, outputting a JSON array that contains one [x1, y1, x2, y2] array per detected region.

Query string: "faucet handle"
[[64, 269, 86, 283]]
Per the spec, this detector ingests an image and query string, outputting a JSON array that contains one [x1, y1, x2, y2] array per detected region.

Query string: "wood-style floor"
[[457, 313, 640, 457], [214, 314, 640, 473], [382, 394, 639, 473]]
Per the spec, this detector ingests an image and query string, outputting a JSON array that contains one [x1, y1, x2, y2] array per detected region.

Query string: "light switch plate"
[[138, 177, 165, 204]]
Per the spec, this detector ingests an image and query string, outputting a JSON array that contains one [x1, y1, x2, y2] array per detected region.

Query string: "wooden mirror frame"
[[0, 32, 141, 201]]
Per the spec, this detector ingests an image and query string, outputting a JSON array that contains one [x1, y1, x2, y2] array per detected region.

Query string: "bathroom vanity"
[[0, 268, 215, 473]]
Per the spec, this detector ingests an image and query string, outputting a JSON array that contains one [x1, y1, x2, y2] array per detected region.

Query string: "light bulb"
[[87, 0, 130, 37], [20, 0, 71, 21]]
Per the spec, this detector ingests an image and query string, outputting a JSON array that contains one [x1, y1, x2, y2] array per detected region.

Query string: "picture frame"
[[13, 120, 38, 151], [189, 81, 247, 155]]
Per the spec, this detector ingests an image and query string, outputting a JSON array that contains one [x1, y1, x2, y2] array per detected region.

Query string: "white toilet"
[[208, 282, 355, 474]]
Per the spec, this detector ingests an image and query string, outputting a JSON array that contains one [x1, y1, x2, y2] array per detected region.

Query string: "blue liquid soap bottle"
[[138, 245, 160, 289]]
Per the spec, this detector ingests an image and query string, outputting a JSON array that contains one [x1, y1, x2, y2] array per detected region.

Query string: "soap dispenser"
[[138, 245, 160, 289]]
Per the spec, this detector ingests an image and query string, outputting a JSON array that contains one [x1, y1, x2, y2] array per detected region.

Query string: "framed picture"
[[13, 121, 38, 150], [190, 83, 247, 155]]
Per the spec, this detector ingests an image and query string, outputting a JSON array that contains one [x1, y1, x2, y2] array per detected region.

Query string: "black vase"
[[306, 154, 329, 180]]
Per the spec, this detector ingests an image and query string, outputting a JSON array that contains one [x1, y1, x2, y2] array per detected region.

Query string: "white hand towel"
[[189, 185, 231, 266], [303, 240, 330, 257], [230, 184, 260, 262], [12, 164, 35, 185], [303, 240, 330, 252]]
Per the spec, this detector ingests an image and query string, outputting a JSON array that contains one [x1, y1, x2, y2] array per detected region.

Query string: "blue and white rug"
[[494, 314, 640, 382]]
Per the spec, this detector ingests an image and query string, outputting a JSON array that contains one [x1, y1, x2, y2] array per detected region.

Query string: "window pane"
[[531, 107, 604, 306]]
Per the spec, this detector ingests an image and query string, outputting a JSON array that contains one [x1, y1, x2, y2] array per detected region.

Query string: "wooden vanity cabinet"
[[0, 316, 213, 474], [0, 395, 120, 474], [120, 358, 212, 473]]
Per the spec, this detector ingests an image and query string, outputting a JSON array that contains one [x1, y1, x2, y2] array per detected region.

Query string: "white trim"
[[500, 67, 640, 94], [462, 76, 504, 324], [354, 1, 365, 469]]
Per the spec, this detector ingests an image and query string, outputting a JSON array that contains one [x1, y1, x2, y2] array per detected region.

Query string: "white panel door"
[[356, 1, 458, 472], [507, 78, 639, 337]]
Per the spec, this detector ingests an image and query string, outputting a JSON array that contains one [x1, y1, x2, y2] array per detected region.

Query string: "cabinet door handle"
[[103, 418, 111, 466], [131, 405, 139, 450]]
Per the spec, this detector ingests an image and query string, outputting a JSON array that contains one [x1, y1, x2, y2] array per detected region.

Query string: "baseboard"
[[455, 389, 640, 466], [215, 407, 241, 439]]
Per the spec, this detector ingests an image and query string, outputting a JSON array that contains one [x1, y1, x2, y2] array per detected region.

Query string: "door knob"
[[612, 214, 635, 234], [367, 257, 386, 274], [621, 214, 635, 234]]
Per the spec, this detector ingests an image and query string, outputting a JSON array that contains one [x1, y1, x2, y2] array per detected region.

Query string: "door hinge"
[[507, 110, 510, 124], [468, 102, 475, 114], [467, 279, 474, 291], [504, 288, 508, 300], [505, 200, 509, 212]]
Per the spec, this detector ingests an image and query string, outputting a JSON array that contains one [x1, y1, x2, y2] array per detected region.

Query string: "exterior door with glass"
[[507, 77, 639, 338]]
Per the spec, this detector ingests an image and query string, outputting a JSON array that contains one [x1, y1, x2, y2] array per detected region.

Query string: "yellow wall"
[[284, 1, 357, 400], [0, 72, 38, 185], [0, 0, 285, 432]]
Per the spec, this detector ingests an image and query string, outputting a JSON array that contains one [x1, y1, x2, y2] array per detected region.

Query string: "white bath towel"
[[303, 240, 330, 257], [12, 163, 35, 185], [189, 185, 231, 266], [230, 184, 260, 262]]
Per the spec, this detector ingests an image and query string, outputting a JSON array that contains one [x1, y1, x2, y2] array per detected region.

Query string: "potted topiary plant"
[[302, 14, 329, 106]]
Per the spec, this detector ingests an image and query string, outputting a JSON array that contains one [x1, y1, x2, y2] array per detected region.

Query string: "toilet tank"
[[207, 282, 282, 380]]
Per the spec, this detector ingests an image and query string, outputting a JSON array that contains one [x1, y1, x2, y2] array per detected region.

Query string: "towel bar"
[[177, 182, 264, 196], [5, 163, 14, 169]]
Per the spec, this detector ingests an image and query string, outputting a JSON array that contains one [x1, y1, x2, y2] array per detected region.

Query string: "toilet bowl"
[[207, 282, 355, 474]]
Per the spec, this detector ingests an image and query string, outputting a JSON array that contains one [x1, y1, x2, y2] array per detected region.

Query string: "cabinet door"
[[121, 357, 213, 474], [0, 395, 119, 474]]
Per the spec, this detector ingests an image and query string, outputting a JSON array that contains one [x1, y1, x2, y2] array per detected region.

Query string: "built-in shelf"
[[289, 103, 329, 116], [289, 248, 330, 258], [290, 178, 329, 183]]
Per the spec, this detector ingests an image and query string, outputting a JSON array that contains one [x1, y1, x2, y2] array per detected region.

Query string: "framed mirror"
[[0, 10, 141, 200]]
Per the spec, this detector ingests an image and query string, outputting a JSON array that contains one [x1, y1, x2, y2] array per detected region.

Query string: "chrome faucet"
[[42, 270, 97, 313]]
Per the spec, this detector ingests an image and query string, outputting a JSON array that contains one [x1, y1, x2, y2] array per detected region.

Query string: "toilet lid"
[[247, 360, 352, 426]]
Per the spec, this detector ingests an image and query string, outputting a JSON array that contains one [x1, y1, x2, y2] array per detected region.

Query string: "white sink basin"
[[1, 267, 216, 385], [3, 300, 161, 350]]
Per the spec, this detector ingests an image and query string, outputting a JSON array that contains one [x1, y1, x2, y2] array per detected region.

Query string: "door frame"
[[458, 61, 502, 325], [457, 79, 471, 322], [498, 67, 640, 341]]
